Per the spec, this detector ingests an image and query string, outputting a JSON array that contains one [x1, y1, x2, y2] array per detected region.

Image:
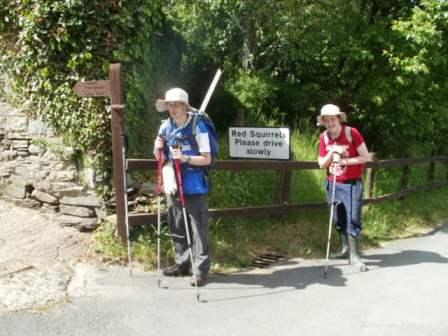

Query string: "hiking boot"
[[330, 232, 349, 259], [163, 264, 190, 277], [190, 273, 207, 287]]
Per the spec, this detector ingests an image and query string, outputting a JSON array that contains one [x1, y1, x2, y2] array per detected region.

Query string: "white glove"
[[332, 152, 341, 163], [162, 161, 177, 195], [332, 144, 347, 157]]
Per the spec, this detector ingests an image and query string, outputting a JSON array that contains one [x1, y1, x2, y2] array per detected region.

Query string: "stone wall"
[[0, 101, 103, 231]]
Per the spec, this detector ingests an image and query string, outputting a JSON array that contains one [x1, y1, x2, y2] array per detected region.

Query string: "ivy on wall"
[[0, 0, 168, 195]]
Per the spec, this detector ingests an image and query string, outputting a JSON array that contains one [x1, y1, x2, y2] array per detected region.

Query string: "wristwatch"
[[186, 155, 192, 164]]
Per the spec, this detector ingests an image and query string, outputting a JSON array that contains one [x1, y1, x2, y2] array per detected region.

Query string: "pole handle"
[[156, 148, 163, 194], [174, 159, 185, 206]]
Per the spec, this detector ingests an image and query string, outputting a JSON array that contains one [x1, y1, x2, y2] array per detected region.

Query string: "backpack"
[[323, 126, 352, 146], [190, 110, 219, 165]]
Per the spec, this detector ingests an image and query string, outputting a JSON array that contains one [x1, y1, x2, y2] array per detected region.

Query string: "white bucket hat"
[[155, 88, 191, 112], [317, 104, 347, 125]]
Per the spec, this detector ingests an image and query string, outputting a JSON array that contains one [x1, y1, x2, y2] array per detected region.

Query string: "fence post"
[[109, 63, 127, 243], [446, 158, 448, 180], [365, 153, 376, 199], [237, 109, 245, 126], [399, 164, 410, 198], [276, 169, 292, 204], [428, 154, 435, 184]]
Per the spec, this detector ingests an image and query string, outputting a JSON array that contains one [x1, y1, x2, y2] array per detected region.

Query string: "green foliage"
[[364, 187, 448, 243], [164, 0, 448, 158], [0, 0, 167, 195], [208, 133, 277, 208], [94, 218, 175, 267], [210, 170, 277, 208], [226, 70, 281, 125], [31, 137, 72, 159], [290, 125, 327, 203], [130, 222, 175, 267], [94, 220, 127, 260], [209, 214, 330, 271]]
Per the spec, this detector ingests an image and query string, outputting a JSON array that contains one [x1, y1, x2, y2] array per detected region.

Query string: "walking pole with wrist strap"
[[156, 147, 164, 287], [323, 169, 337, 279], [121, 133, 133, 277], [172, 144, 200, 302], [323, 155, 346, 278]]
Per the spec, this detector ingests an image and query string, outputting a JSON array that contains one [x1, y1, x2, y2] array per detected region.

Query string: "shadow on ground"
[[364, 249, 448, 268], [203, 224, 448, 302], [212, 262, 346, 289]]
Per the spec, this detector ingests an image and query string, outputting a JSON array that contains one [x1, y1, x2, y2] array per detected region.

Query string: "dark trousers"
[[326, 179, 363, 238], [167, 193, 211, 275]]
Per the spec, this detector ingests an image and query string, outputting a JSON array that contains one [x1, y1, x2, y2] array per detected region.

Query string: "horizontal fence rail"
[[128, 156, 448, 171], [127, 156, 448, 227]]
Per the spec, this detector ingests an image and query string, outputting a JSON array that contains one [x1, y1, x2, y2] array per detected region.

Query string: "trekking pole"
[[172, 151, 200, 302], [121, 133, 133, 277], [156, 147, 164, 287], [323, 165, 338, 279]]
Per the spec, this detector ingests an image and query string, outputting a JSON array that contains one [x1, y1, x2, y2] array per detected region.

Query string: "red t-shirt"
[[319, 125, 366, 182]]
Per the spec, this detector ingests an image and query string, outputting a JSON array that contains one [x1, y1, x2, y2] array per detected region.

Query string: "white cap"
[[317, 104, 347, 125], [155, 88, 191, 112]]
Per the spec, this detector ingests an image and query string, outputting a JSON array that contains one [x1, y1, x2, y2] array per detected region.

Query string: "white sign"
[[229, 127, 290, 160]]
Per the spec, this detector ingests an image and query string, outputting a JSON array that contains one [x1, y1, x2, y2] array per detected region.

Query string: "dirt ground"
[[0, 199, 93, 312]]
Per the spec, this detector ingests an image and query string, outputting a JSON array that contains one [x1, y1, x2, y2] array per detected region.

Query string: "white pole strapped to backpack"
[[199, 69, 222, 113]]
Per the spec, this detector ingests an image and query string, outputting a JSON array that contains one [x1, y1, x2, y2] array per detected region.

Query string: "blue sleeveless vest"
[[160, 114, 209, 195]]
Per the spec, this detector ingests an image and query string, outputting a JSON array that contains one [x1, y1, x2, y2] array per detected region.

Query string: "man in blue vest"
[[153, 88, 212, 286]]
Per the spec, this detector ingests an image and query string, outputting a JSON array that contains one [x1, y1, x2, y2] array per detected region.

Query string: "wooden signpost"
[[73, 80, 111, 97], [73, 63, 127, 243]]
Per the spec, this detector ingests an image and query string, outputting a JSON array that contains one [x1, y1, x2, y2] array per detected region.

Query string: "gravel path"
[[0, 199, 92, 312]]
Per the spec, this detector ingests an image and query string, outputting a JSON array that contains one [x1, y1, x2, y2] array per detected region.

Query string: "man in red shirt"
[[318, 104, 371, 271]]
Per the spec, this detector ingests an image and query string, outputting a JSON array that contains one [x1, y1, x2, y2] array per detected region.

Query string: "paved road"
[[1, 224, 448, 336]]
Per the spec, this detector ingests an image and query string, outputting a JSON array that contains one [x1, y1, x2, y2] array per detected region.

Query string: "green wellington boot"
[[330, 232, 349, 259], [348, 235, 369, 272]]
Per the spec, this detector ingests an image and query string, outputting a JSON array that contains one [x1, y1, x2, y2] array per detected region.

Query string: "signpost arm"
[[109, 63, 127, 243]]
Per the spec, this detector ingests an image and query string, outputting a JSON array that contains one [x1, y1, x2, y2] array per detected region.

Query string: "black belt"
[[341, 178, 361, 185]]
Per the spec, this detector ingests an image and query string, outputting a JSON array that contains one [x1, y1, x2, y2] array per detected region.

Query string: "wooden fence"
[[126, 156, 448, 227]]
